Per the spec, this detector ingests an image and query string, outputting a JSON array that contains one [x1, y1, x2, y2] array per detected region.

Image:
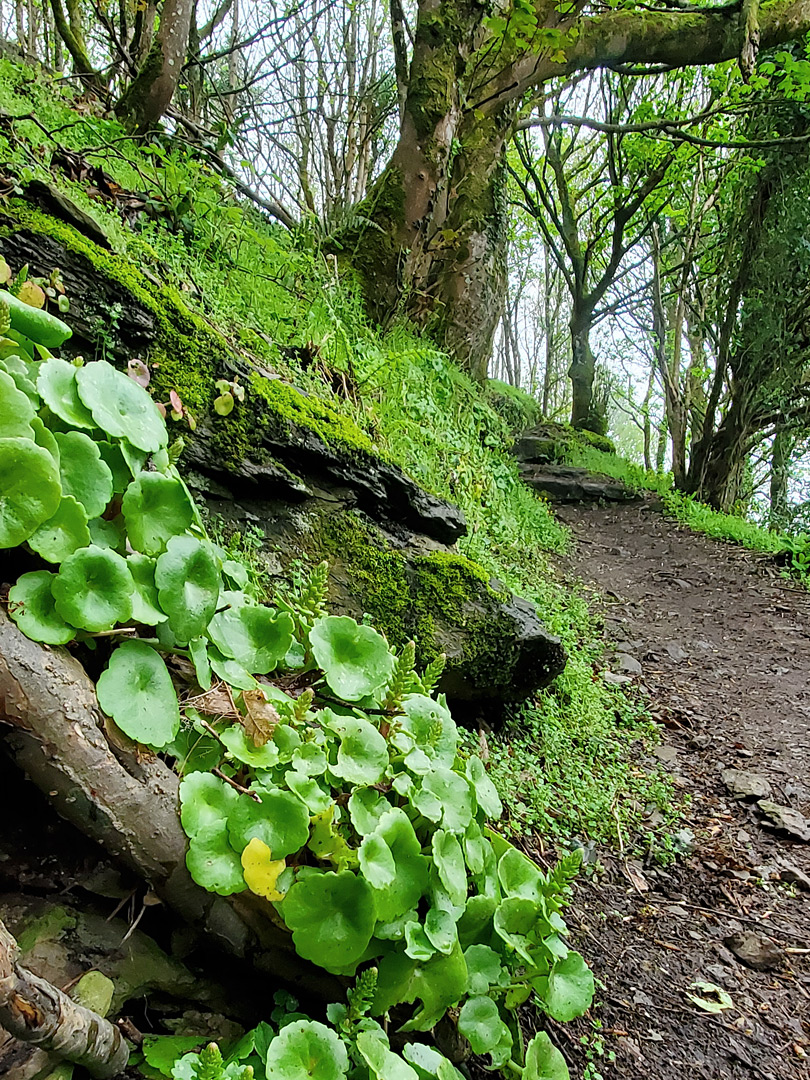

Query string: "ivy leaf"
[[122, 472, 195, 555], [458, 996, 513, 1063], [367, 808, 428, 922], [75, 359, 167, 452], [8, 570, 74, 644], [28, 495, 90, 563], [264, 1020, 349, 1080], [280, 870, 376, 974], [326, 713, 389, 785], [373, 942, 468, 1031], [523, 1032, 570, 1080], [37, 357, 95, 429], [0, 437, 62, 548], [355, 1030, 419, 1080], [536, 951, 594, 1022], [227, 785, 311, 858], [179, 772, 240, 837], [53, 431, 113, 518], [52, 545, 134, 631], [96, 641, 180, 748], [155, 536, 220, 643], [310, 616, 395, 700], [207, 606, 294, 675], [240, 837, 287, 901]]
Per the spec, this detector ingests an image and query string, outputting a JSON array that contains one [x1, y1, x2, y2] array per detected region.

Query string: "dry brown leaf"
[[241, 689, 280, 746]]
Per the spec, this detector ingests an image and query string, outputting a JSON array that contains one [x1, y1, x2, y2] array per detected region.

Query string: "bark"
[[0, 922, 127, 1078], [650, 226, 687, 487], [115, 0, 195, 133], [0, 610, 339, 1004], [769, 425, 793, 528], [49, 0, 104, 92], [569, 318, 596, 430]]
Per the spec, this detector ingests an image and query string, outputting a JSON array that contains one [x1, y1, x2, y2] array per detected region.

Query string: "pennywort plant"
[[0, 292, 593, 1079]]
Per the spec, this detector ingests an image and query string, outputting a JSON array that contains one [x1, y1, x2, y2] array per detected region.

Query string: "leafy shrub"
[[486, 379, 542, 435], [1, 294, 592, 1078]]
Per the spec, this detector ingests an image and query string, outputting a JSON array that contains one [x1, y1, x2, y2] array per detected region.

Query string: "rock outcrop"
[[0, 196, 566, 705]]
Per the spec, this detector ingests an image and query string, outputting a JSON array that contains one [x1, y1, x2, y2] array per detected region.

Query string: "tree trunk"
[[769, 425, 793, 528], [49, 0, 103, 92], [115, 0, 194, 133], [569, 317, 596, 429], [694, 391, 753, 510]]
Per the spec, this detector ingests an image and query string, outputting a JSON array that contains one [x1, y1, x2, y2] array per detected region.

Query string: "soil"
[[557, 499, 810, 1080]]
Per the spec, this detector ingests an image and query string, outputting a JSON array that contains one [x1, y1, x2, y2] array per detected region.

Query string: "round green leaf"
[[498, 846, 546, 902], [285, 772, 332, 814], [431, 831, 467, 908], [155, 535, 220, 643], [359, 832, 397, 889], [220, 725, 280, 769], [281, 870, 376, 974], [127, 553, 167, 624], [207, 605, 294, 675], [96, 440, 131, 493], [37, 357, 95, 429], [420, 768, 474, 833], [310, 616, 395, 700], [464, 944, 505, 997], [348, 788, 390, 836], [403, 1043, 466, 1080], [356, 1031, 418, 1080], [0, 437, 61, 547], [8, 570, 74, 644], [523, 1032, 570, 1080], [227, 785, 310, 858], [75, 360, 166, 451], [327, 713, 389, 786], [367, 808, 429, 922], [1, 354, 39, 408], [96, 640, 180, 747], [180, 771, 240, 837], [52, 545, 133, 631], [31, 416, 59, 464], [122, 471, 195, 555], [53, 431, 114, 517], [0, 368, 35, 438], [458, 997, 512, 1063], [186, 827, 246, 896], [265, 1020, 348, 1080], [539, 951, 595, 1022], [401, 695, 458, 766], [493, 896, 541, 964], [27, 496, 88, 565], [467, 756, 502, 819], [425, 907, 459, 955], [373, 943, 468, 1032]]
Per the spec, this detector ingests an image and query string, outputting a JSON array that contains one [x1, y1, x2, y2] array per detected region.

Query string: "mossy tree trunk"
[[352, 0, 810, 379], [115, 0, 195, 133]]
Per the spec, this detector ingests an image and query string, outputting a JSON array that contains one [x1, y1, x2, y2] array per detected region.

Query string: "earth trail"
[[557, 499, 810, 1080]]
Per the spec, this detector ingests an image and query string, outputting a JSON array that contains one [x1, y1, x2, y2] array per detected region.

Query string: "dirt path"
[[558, 499, 810, 1080]]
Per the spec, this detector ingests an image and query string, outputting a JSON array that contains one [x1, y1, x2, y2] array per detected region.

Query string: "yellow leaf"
[[241, 837, 287, 901]]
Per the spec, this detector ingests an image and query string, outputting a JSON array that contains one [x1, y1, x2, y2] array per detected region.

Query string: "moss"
[[3, 200, 382, 465], [316, 510, 517, 690], [16, 907, 77, 954]]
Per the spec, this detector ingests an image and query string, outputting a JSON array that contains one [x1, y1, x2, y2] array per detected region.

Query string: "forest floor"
[[556, 499, 810, 1080]]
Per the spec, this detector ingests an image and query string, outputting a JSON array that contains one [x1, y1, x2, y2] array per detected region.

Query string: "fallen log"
[[0, 920, 128, 1078], [0, 610, 339, 1002]]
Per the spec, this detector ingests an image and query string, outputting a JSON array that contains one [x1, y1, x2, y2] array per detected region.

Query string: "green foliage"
[[486, 379, 541, 435]]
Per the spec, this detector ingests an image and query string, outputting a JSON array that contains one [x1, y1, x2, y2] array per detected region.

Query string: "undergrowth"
[[0, 57, 676, 848]]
